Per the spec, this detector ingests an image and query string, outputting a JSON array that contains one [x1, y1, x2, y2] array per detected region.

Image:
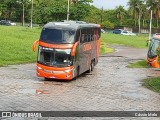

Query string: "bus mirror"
[[32, 40, 39, 52], [71, 41, 79, 56]]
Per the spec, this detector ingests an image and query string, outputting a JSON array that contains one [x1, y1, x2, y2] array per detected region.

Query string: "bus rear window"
[[40, 28, 75, 44]]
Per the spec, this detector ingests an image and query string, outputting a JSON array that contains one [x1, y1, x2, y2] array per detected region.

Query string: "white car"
[[121, 30, 136, 36], [10, 22, 16, 26], [101, 29, 105, 33]]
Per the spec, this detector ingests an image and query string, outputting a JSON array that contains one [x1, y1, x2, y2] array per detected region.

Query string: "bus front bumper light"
[[64, 69, 73, 73], [37, 66, 42, 70]]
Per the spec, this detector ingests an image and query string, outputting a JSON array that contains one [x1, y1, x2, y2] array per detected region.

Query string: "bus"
[[147, 34, 160, 68], [32, 21, 101, 80]]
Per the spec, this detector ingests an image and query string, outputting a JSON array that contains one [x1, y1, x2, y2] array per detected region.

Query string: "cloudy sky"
[[92, 0, 129, 10]]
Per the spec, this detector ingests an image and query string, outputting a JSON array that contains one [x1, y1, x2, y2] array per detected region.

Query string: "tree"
[[1, 0, 18, 20], [128, 0, 144, 27], [69, 0, 93, 20], [17, 0, 30, 26], [141, 3, 148, 27], [146, 0, 160, 28], [83, 5, 101, 23], [114, 5, 126, 26], [34, 0, 54, 24]]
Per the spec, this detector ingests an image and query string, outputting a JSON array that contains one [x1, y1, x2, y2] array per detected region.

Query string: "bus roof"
[[43, 20, 101, 30]]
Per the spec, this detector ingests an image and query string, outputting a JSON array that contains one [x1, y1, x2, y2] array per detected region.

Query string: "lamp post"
[[30, 0, 33, 28], [67, 0, 70, 21], [149, 10, 153, 41]]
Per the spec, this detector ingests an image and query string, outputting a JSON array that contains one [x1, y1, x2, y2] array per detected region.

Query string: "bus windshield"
[[148, 38, 160, 58], [40, 28, 75, 44], [38, 46, 73, 67]]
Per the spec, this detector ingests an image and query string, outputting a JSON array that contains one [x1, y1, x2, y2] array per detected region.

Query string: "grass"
[[101, 33, 148, 48], [0, 26, 41, 66], [100, 40, 114, 54], [143, 77, 160, 93], [127, 60, 149, 68], [0, 27, 113, 66], [0, 26, 148, 66]]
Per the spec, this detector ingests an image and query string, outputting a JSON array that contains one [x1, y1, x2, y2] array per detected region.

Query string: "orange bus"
[[33, 21, 101, 80], [147, 34, 160, 68]]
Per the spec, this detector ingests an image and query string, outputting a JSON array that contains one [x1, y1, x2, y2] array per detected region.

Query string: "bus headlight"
[[37, 66, 42, 70], [64, 69, 72, 73]]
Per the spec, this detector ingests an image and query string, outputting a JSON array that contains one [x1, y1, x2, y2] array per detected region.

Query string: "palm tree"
[[141, 3, 148, 27], [128, 0, 144, 27], [146, 0, 160, 28], [115, 5, 126, 26]]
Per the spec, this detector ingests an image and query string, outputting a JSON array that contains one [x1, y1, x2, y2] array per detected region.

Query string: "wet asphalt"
[[0, 46, 160, 120]]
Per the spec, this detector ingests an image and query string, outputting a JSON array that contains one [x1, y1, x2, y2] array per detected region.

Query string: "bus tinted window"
[[40, 28, 75, 44], [38, 46, 73, 67], [148, 38, 160, 58], [75, 30, 80, 42], [80, 28, 96, 43]]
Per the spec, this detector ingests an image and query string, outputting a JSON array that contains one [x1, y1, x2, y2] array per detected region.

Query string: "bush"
[[101, 21, 114, 29]]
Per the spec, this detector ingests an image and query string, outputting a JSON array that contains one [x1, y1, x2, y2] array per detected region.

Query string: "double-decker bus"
[[147, 34, 160, 68], [32, 21, 101, 80]]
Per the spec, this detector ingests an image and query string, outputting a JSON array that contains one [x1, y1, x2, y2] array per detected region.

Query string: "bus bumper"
[[36, 63, 74, 80], [147, 57, 160, 68]]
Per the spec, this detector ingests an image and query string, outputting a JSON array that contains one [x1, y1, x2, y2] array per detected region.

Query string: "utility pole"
[[67, 0, 70, 21], [149, 10, 153, 41], [30, 0, 33, 28], [101, 6, 103, 23]]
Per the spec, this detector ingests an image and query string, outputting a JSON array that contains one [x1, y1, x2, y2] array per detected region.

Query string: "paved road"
[[0, 46, 160, 119]]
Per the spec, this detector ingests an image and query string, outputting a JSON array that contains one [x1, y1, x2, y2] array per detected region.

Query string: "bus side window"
[[91, 28, 94, 41], [83, 29, 87, 43], [75, 30, 80, 42], [80, 29, 86, 44], [93, 29, 97, 41], [87, 31, 90, 42], [94, 28, 100, 40], [81, 34, 85, 43], [90, 29, 94, 41], [84, 34, 88, 42]]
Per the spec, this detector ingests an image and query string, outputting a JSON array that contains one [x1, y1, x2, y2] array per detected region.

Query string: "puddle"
[[36, 89, 50, 94], [18, 89, 50, 94], [18, 89, 35, 94]]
